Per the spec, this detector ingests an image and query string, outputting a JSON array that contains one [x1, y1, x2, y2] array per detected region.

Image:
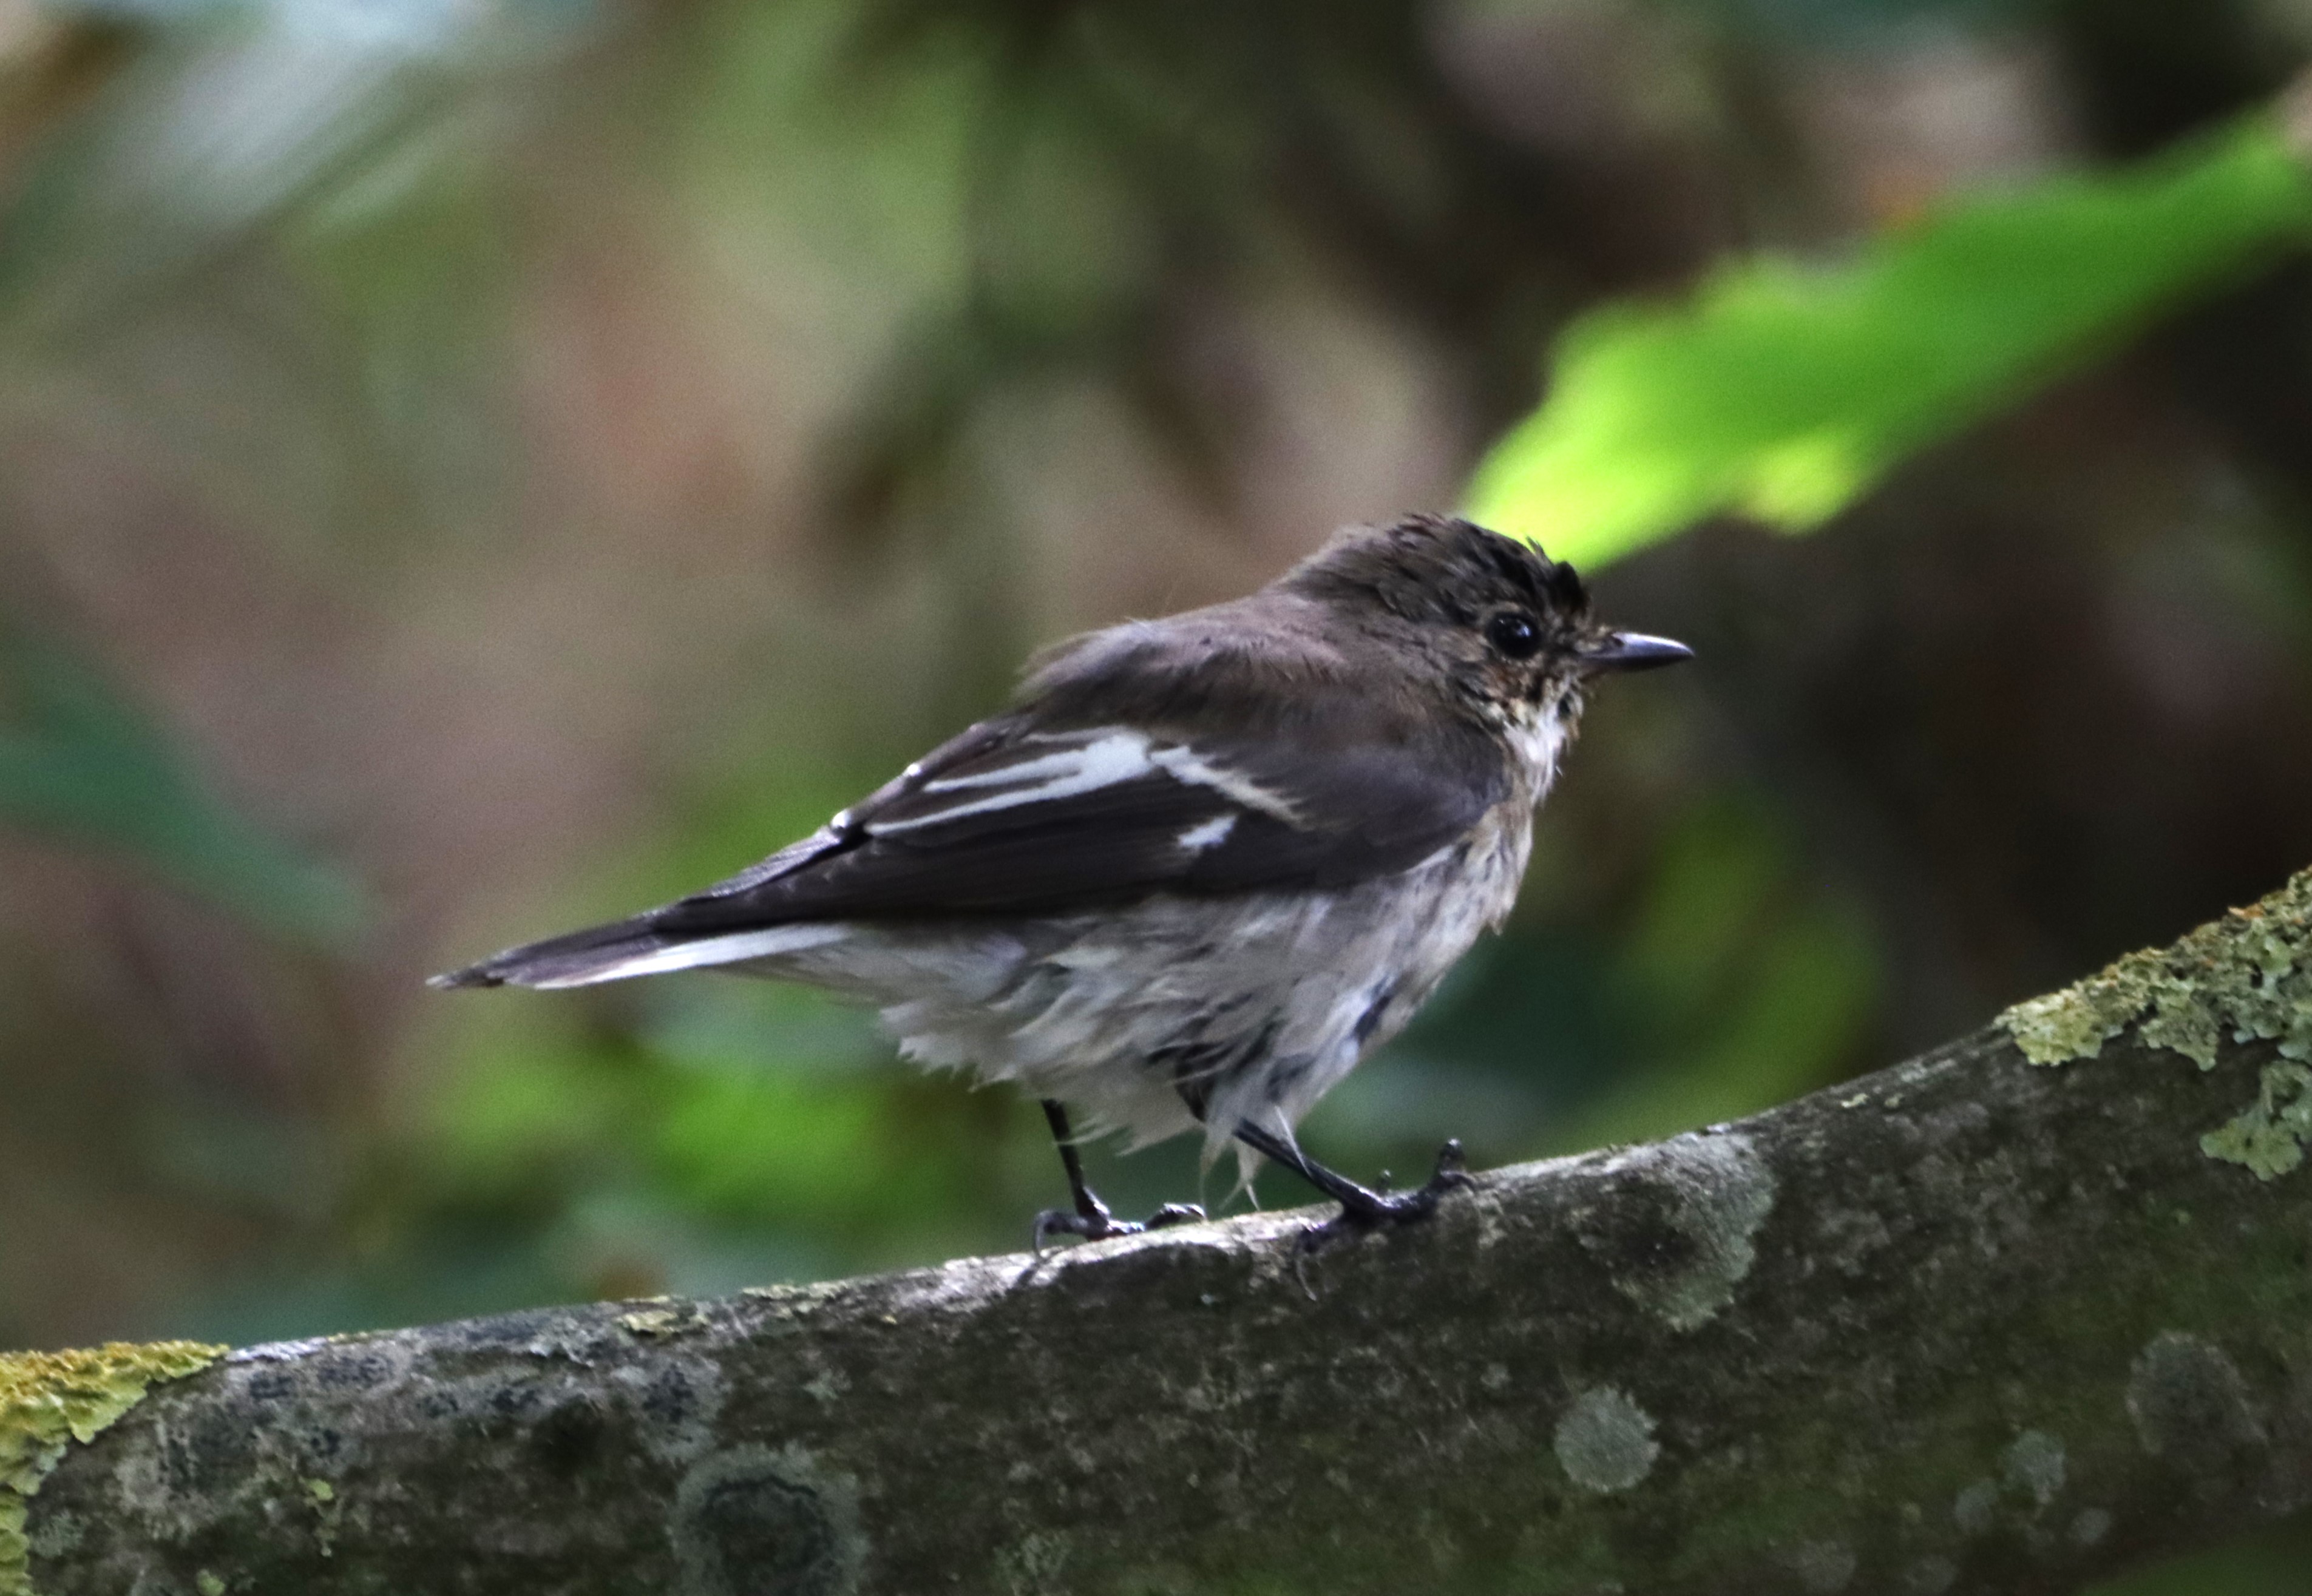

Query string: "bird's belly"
[[763, 810, 1532, 1152]]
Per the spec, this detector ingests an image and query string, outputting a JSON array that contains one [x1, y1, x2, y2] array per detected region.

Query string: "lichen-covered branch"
[[11, 870, 2312, 1596], [1, 1343, 223, 1596]]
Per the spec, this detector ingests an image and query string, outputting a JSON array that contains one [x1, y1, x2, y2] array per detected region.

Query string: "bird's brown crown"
[[1281, 515, 1590, 632]]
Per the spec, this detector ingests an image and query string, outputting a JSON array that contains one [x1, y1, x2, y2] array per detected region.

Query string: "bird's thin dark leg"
[[1045, 1100, 1107, 1223], [1232, 1120, 1472, 1253], [1030, 1100, 1205, 1254]]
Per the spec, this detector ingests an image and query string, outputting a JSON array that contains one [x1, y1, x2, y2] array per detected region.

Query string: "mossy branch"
[[15, 869, 2312, 1596]]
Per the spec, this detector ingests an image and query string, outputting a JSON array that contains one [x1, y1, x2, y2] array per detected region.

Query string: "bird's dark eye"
[[1485, 610, 1542, 660]]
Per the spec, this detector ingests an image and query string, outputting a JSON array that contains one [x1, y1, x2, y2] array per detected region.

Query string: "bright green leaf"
[[1465, 110, 2312, 567]]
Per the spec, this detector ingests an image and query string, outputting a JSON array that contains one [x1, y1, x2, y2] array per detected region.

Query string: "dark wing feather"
[[651, 708, 1506, 932], [433, 622, 1511, 989]]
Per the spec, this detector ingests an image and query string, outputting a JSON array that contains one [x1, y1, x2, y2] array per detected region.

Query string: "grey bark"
[[22, 875, 2312, 1596]]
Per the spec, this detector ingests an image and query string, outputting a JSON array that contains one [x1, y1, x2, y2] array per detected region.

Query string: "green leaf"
[[1465, 111, 2312, 567], [0, 626, 367, 945]]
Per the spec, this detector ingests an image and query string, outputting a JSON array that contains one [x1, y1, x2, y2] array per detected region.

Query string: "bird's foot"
[[1297, 1139, 1473, 1259], [1032, 1199, 1205, 1256]]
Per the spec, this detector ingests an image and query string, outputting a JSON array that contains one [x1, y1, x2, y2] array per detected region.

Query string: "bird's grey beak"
[[1581, 631, 1693, 674]]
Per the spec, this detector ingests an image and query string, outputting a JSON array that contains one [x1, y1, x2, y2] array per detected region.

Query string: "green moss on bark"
[[1999, 868, 2312, 1072], [2200, 1062, 2312, 1179], [1, 1341, 225, 1596], [1998, 870, 2312, 1180]]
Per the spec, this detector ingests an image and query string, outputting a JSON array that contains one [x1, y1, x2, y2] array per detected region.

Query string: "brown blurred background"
[[4, 1, 2312, 1588]]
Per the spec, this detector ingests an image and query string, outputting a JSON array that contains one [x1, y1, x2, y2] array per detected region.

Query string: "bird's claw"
[[1032, 1200, 1207, 1256], [1292, 1140, 1474, 1288]]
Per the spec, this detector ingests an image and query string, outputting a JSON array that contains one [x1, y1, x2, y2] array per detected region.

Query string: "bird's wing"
[[433, 706, 1507, 988], [661, 706, 1509, 925]]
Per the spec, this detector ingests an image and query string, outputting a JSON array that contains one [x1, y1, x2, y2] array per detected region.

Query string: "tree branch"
[[12, 869, 2312, 1596]]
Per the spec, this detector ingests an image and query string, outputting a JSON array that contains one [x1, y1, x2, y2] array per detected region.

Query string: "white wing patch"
[[859, 728, 1305, 836], [1148, 745, 1300, 821], [1175, 813, 1238, 853], [529, 922, 850, 986], [870, 731, 1156, 833]]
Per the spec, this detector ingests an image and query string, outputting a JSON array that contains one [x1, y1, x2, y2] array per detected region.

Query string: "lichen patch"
[[2126, 1331, 2266, 1473], [994, 1529, 1072, 1594], [1552, 1386, 1660, 1494], [2201, 1062, 2312, 1180], [2002, 1430, 2066, 1509], [673, 1444, 863, 1596], [1952, 1479, 1999, 1537], [620, 1304, 710, 1339], [1, 1340, 225, 1596], [1904, 1555, 1958, 1594], [1581, 1132, 1776, 1331], [303, 1478, 344, 1560], [740, 1281, 852, 1322], [1998, 868, 2312, 1070], [1789, 1540, 1857, 1593]]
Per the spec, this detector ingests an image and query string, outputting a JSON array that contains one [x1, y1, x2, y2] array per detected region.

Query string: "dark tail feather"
[[430, 913, 843, 992], [429, 916, 671, 991]]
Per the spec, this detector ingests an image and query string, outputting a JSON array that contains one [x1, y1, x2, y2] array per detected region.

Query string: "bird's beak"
[[1580, 631, 1693, 674]]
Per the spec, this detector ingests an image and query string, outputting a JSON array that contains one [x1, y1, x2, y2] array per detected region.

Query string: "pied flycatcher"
[[435, 515, 1690, 1251]]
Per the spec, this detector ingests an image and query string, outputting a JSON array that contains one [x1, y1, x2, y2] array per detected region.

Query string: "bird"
[[433, 514, 1690, 1253]]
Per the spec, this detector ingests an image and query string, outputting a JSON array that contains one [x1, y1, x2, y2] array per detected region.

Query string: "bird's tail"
[[430, 915, 847, 991]]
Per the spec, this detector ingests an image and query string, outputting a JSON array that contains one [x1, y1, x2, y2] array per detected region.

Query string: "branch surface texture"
[[8, 869, 2312, 1596]]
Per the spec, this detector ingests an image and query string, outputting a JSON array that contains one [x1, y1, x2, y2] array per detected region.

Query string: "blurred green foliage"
[[1467, 108, 2312, 566], [1572, 796, 1880, 1145], [0, 623, 362, 944]]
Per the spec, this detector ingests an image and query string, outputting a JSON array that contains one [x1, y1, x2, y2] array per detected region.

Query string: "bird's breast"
[[1496, 702, 1571, 805]]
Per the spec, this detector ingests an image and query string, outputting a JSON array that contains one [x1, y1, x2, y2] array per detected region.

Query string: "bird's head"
[[1281, 514, 1690, 770]]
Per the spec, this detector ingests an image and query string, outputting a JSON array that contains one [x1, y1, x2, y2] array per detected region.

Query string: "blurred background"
[[3, 0, 2312, 1588]]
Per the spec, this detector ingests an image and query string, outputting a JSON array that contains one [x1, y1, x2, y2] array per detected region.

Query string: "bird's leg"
[[1232, 1121, 1473, 1254], [1037, 1100, 1121, 1241], [1031, 1100, 1205, 1254]]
